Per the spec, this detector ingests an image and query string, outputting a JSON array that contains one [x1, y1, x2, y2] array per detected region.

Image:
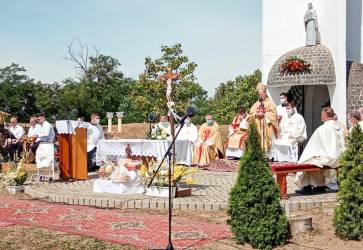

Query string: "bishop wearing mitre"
[[250, 83, 279, 156]]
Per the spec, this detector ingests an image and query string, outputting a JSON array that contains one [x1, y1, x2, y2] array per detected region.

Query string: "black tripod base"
[[166, 243, 174, 250]]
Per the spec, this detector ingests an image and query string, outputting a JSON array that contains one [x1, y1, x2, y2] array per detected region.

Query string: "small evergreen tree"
[[334, 125, 363, 240], [228, 123, 288, 249]]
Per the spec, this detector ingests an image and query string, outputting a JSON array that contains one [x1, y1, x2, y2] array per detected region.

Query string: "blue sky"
[[0, 0, 261, 95]]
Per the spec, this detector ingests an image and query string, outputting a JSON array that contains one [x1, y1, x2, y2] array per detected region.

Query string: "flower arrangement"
[[139, 160, 198, 187], [149, 125, 169, 140], [0, 159, 28, 188], [280, 56, 311, 76]]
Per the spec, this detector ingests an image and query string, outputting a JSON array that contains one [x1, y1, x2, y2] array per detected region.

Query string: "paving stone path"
[[25, 171, 337, 214]]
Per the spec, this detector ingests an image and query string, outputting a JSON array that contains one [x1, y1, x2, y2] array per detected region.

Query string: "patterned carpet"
[[0, 196, 231, 249], [202, 159, 240, 172]]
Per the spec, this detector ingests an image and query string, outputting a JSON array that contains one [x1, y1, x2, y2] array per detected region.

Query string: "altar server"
[[87, 112, 105, 171]]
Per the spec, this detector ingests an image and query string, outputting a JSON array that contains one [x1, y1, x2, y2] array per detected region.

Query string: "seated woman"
[[93, 160, 144, 195], [225, 107, 249, 159]]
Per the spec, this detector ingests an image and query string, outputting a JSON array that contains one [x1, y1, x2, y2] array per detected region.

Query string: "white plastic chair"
[[30, 142, 55, 182]]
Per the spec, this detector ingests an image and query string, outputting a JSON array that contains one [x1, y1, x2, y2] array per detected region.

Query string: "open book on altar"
[[56, 120, 89, 135]]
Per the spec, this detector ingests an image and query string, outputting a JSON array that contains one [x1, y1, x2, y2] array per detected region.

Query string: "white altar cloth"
[[93, 179, 144, 195], [55, 120, 89, 134], [95, 139, 193, 166]]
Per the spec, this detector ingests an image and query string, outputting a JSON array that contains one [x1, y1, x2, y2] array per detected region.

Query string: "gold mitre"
[[256, 83, 267, 94]]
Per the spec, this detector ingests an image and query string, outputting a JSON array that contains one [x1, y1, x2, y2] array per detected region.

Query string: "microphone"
[[185, 105, 198, 117], [180, 105, 198, 124], [147, 111, 158, 123]]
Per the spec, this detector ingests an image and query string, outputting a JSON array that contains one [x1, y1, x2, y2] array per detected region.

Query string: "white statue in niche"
[[304, 3, 321, 46]]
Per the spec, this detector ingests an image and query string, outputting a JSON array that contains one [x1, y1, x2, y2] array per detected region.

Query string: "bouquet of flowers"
[[149, 125, 169, 140], [139, 160, 198, 187], [0, 160, 28, 188], [280, 56, 311, 76]]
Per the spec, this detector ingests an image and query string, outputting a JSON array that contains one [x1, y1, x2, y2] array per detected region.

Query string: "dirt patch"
[[0, 225, 136, 250], [195, 210, 362, 250]]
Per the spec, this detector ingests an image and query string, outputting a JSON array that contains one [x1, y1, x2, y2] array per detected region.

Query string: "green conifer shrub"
[[334, 125, 363, 240], [228, 123, 288, 249]]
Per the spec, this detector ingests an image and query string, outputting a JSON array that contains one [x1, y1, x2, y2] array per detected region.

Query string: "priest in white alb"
[[295, 107, 346, 194], [175, 117, 198, 143], [274, 102, 307, 162]]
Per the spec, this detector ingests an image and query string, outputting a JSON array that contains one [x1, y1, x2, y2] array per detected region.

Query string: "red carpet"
[[202, 159, 239, 172], [0, 196, 231, 249]]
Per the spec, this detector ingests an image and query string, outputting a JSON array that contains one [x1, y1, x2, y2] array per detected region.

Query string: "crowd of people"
[[153, 83, 363, 195], [0, 114, 55, 163], [2, 83, 362, 195]]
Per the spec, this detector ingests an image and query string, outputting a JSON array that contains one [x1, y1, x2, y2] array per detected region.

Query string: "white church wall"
[[346, 0, 362, 62], [262, 0, 347, 122]]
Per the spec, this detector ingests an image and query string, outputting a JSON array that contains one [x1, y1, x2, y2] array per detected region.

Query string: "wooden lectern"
[[58, 127, 88, 180]]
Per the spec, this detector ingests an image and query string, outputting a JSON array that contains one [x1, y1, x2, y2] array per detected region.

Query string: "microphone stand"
[[148, 116, 187, 250]]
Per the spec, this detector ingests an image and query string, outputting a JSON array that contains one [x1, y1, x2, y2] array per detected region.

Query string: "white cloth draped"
[[96, 139, 193, 166], [55, 120, 89, 134], [93, 167, 144, 194], [295, 120, 346, 187]]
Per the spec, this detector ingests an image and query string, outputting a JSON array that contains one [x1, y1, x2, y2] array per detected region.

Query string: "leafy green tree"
[[63, 52, 137, 123], [334, 125, 363, 240], [228, 122, 288, 249], [134, 43, 208, 122], [0, 64, 40, 121], [210, 70, 260, 124]]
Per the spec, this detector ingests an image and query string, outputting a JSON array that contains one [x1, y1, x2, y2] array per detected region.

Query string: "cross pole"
[[160, 67, 180, 163]]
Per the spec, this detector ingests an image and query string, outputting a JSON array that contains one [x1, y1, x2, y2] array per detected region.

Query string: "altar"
[[95, 139, 193, 166]]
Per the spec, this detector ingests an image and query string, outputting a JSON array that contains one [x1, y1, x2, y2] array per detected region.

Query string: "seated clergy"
[[274, 102, 307, 162], [192, 115, 224, 166], [7, 116, 25, 161], [175, 117, 198, 143], [295, 107, 346, 194], [225, 107, 249, 159], [87, 112, 105, 172]]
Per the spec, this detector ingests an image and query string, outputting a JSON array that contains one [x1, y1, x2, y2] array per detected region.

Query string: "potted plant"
[[139, 161, 198, 198], [0, 159, 28, 194]]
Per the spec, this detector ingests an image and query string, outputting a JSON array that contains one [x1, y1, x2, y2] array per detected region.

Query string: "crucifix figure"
[[160, 67, 180, 108], [160, 67, 180, 163]]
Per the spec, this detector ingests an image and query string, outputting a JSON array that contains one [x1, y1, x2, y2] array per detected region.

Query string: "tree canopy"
[[0, 43, 260, 125]]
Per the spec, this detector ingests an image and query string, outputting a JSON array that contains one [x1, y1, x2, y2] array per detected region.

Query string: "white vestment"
[[274, 113, 307, 162], [295, 120, 346, 187], [87, 123, 105, 152], [276, 104, 288, 120], [93, 166, 144, 194], [175, 123, 198, 143]]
